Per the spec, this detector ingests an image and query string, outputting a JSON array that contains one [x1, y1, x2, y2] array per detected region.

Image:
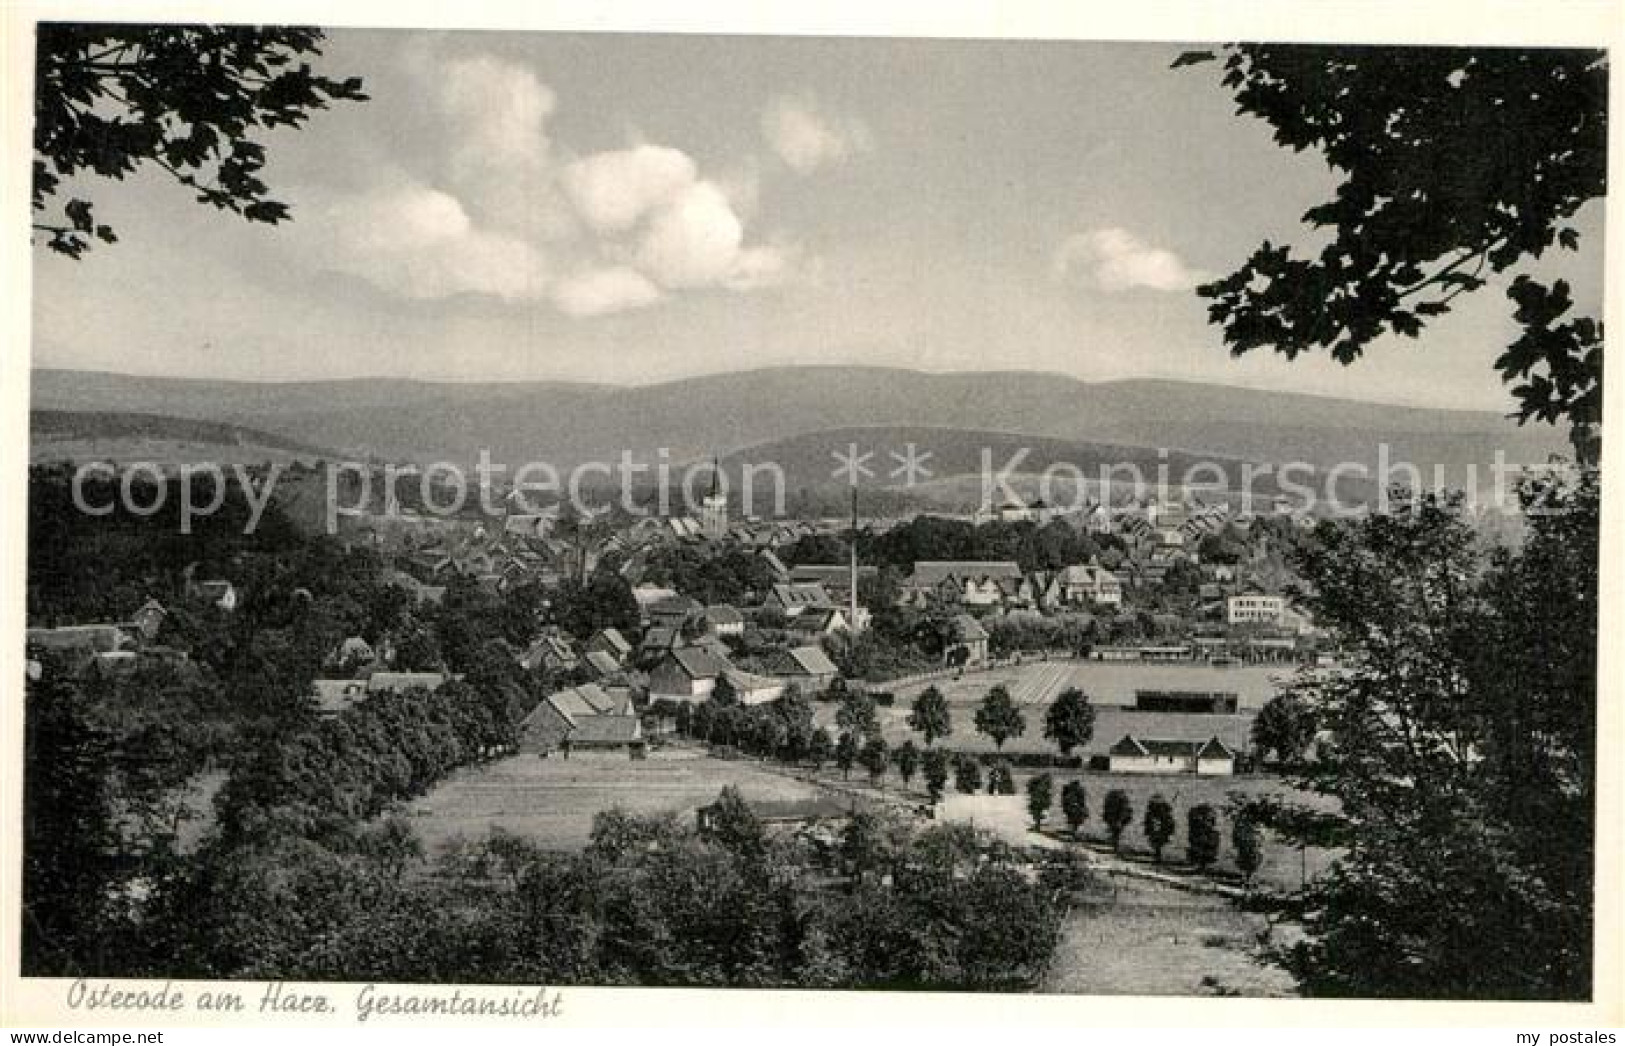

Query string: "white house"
[[1107, 735, 1236, 776], [1227, 594, 1285, 626], [1047, 561, 1123, 608], [906, 561, 1024, 608]]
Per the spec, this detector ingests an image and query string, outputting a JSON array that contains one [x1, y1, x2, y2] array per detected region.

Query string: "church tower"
[[700, 458, 728, 540]]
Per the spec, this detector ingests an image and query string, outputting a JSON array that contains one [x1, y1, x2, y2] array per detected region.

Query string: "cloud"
[[322, 182, 551, 302], [435, 53, 555, 177], [762, 95, 871, 174], [562, 146, 697, 234], [1052, 228, 1209, 293], [551, 266, 664, 317], [723, 245, 798, 291], [635, 181, 746, 289], [309, 46, 809, 314]]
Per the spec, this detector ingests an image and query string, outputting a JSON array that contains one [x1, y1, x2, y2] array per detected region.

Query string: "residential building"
[[951, 614, 990, 667], [130, 599, 168, 642], [704, 604, 746, 636], [788, 564, 875, 603], [648, 648, 730, 702], [771, 645, 841, 693], [905, 561, 1023, 608], [521, 634, 578, 675], [764, 582, 836, 618], [1047, 561, 1124, 608], [1227, 594, 1286, 626], [585, 627, 633, 663], [194, 579, 238, 610], [647, 595, 703, 632], [787, 607, 851, 638], [718, 666, 786, 705]]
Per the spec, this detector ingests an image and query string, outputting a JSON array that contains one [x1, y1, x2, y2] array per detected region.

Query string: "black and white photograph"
[[5, 1, 1620, 1031]]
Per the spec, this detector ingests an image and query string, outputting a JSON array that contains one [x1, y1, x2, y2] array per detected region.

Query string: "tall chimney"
[[849, 485, 860, 633]]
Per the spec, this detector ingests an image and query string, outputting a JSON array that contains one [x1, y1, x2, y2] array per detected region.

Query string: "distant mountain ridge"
[[31, 365, 1563, 478], [30, 409, 338, 464]]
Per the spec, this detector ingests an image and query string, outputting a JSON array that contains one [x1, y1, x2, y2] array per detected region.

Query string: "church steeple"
[[700, 456, 728, 540]]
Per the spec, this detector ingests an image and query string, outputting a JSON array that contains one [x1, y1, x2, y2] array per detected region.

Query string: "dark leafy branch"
[[33, 24, 367, 258], [1176, 45, 1606, 459]]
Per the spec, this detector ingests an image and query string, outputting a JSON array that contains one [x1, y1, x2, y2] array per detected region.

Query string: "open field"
[[818, 660, 1301, 759], [401, 747, 827, 854], [1043, 876, 1297, 997]]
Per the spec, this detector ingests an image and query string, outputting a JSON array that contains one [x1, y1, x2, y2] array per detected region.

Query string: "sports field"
[[401, 747, 826, 854]]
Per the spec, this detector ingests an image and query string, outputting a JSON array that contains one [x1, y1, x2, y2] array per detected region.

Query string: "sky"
[[30, 29, 1607, 411]]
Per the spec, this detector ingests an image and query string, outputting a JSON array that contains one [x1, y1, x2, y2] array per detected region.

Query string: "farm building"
[[519, 683, 643, 758], [770, 645, 841, 693], [648, 648, 730, 702], [718, 666, 788, 706], [696, 794, 854, 841], [1107, 735, 1236, 776]]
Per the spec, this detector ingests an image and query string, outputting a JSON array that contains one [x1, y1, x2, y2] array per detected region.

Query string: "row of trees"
[[1023, 780, 1264, 879], [900, 683, 1096, 755], [214, 678, 519, 847]]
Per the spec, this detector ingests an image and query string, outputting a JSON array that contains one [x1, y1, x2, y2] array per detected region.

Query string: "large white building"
[[1227, 594, 1285, 626]]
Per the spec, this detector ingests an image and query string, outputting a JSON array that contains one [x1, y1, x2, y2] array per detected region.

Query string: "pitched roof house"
[[648, 647, 730, 702], [1048, 562, 1124, 607], [905, 561, 1023, 607], [130, 598, 168, 641], [788, 564, 875, 599], [703, 604, 746, 635], [586, 627, 633, 662], [950, 613, 990, 666], [770, 645, 841, 692], [521, 634, 579, 674], [1107, 735, 1235, 776], [764, 582, 836, 617], [519, 683, 643, 757]]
